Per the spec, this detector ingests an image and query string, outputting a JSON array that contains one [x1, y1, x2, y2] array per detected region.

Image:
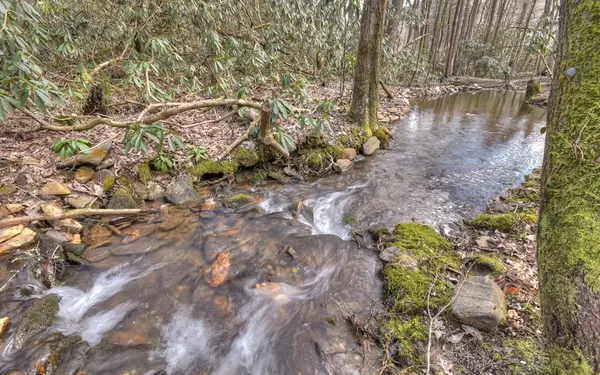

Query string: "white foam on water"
[[157, 306, 214, 375], [48, 260, 163, 346]]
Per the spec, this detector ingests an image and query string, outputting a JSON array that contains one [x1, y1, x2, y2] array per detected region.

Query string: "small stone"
[[204, 252, 231, 287], [131, 181, 149, 201], [165, 177, 201, 205], [362, 137, 380, 156], [335, 159, 353, 173], [70, 233, 81, 244], [0, 317, 8, 338], [488, 201, 511, 214], [15, 172, 29, 186], [475, 236, 491, 248], [0, 225, 25, 243], [107, 187, 139, 209], [5, 204, 25, 213], [63, 242, 87, 256], [74, 167, 96, 184], [147, 181, 165, 201], [268, 171, 289, 183], [452, 276, 506, 331], [0, 184, 18, 197], [22, 156, 40, 165], [0, 228, 37, 254], [96, 169, 116, 191], [41, 182, 72, 196], [284, 245, 297, 259], [65, 195, 95, 209], [72, 141, 112, 166], [340, 148, 357, 160], [159, 215, 185, 231]]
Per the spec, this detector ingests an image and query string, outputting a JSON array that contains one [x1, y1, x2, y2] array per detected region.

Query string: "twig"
[[0, 207, 161, 229], [216, 120, 257, 160]]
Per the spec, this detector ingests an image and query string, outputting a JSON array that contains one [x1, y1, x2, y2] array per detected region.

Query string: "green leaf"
[[34, 92, 46, 112]]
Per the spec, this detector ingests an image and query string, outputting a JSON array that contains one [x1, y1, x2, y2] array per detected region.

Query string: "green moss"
[[471, 255, 506, 276], [344, 215, 358, 226], [235, 168, 268, 184], [234, 147, 260, 167], [383, 265, 453, 315], [383, 316, 427, 365], [137, 161, 152, 183], [505, 338, 551, 375], [325, 144, 345, 159], [223, 193, 251, 209], [372, 126, 393, 148], [305, 151, 325, 169], [369, 226, 391, 239], [393, 223, 452, 252], [467, 213, 538, 232], [102, 175, 116, 191], [267, 171, 289, 183], [189, 160, 239, 178], [107, 186, 139, 209], [526, 79, 542, 101], [14, 295, 60, 348], [547, 345, 594, 375]]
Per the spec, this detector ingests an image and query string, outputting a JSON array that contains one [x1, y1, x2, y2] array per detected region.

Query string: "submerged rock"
[[362, 137, 380, 156], [452, 276, 506, 331], [340, 148, 357, 160], [165, 177, 200, 205], [204, 252, 231, 287], [13, 295, 60, 350], [223, 194, 251, 209]]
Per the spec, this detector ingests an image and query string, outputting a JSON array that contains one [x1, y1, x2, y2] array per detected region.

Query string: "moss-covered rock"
[[13, 295, 60, 349], [467, 213, 538, 232], [189, 160, 239, 179], [102, 175, 116, 191], [223, 193, 251, 209], [107, 187, 139, 209], [344, 215, 358, 226], [372, 126, 393, 148], [234, 147, 261, 167], [504, 338, 551, 375], [267, 171, 289, 183], [305, 150, 325, 170], [137, 161, 152, 183], [235, 168, 268, 184], [393, 223, 452, 252], [383, 316, 428, 365]]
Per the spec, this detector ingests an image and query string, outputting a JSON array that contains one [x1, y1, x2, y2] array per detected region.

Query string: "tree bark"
[[350, 0, 389, 134], [538, 0, 600, 373]]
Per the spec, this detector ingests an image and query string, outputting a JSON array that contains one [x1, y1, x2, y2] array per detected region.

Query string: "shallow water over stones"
[[0, 90, 545, 374]]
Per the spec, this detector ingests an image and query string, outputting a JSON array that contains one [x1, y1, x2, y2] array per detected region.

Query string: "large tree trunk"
[[350, 0, 389, 134], [538, 0, 600, 373]]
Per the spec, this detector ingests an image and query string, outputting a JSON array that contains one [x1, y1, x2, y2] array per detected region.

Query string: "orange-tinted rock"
[[203, 252, 231, 287], [0, 317, 9, 338], [213, 295, 229, 315]]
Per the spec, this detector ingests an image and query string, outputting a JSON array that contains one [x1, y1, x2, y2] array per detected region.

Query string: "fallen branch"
[[90, 45, 130, 77], [0, 207, 161, 229], [379, 79, 394, 99], [217, 121, 255, 160]]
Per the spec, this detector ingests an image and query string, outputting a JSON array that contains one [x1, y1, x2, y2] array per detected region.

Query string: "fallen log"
[[0, 207, 161, 229]]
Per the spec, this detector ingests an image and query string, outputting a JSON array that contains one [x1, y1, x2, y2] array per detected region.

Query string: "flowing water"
[[0, 90, 546, 375]]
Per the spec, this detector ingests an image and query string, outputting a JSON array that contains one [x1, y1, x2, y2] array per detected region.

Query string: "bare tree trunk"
[[538, 0, 600, 373], [350, 0, 389, 134], [484, 0, 498, 43], [444, 0, 464, 77]]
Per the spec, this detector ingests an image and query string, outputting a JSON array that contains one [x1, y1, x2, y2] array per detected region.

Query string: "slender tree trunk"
[[484, 0, 498, 43], [445, 0, 464, 77], [350, 0, 389, 134], [538, 0, 600, 373]]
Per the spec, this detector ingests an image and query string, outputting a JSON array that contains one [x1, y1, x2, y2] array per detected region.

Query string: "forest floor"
[[376, 171, 549, 375]]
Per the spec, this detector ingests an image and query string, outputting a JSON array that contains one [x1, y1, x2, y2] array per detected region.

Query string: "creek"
[[0, 90, 546, 375]]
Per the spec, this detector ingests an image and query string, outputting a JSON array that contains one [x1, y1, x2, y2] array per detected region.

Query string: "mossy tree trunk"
[[350, 0, 388, 136], [538, 0, 600, 373]]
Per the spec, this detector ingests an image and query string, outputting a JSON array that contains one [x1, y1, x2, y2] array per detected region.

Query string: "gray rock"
[[165, 177, 200, 205], [379, 246, 400, 262], [63, 242, 87, 256], [379, 246, 418, 268], [488, 201, 511, 214], [362, 137, 380, 156], [147, 181, 165, 201], [65, 195, 95, 209], [340, 148, 357, 160], [452, 276, 506, 331], [336, 159, 353, 173]]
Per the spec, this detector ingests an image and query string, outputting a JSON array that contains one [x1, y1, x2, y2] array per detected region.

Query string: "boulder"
[[41, 182, 72, 196], [74, 167, 96, 184], [65, 195, 95, 209], [362, 137, 380, 156], [107, 187, 139, 209], [335, 159, 353, 173], [165, 177, 200, 205], [12, 295, 60, 350], [0, 228, 37, 253], [452, 276, 506, 331], [340, 148, 357, 160]]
